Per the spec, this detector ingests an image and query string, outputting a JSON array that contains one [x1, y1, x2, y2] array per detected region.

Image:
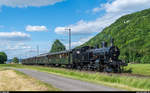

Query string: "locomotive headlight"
[[77, 51, 80, 54], [109, 58, 113, 62]]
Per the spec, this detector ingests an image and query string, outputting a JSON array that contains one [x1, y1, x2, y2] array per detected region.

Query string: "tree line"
[[0, 52, 20, 64]]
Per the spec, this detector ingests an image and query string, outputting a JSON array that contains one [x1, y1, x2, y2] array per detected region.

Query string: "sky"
[[0, 0, 150, 59]]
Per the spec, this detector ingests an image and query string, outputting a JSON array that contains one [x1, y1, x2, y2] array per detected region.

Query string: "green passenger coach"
[[22, 50, 73, 67]]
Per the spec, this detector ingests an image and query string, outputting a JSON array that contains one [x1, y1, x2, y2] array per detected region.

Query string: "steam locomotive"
[[22, 39, 127, 73]]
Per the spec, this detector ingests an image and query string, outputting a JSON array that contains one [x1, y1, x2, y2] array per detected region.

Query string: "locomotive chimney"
[[111, 38, 114, 46]]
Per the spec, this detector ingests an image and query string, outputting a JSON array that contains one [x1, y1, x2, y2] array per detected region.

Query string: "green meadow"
[[125, 64, 150, 76]]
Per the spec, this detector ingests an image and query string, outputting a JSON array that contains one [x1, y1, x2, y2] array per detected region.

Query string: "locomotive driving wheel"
[[82, 65, 88, 71], [114, 65, 121, 73], [77, 66, 82, 70], [103, 65, 113, 73]]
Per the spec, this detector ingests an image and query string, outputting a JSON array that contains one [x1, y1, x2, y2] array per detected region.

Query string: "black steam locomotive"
[[72, 39, 127, 72], [22, 39, 127, 73]]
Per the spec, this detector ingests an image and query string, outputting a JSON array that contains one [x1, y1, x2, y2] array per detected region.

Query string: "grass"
[[0, 67, 60, 91], [14, 70, 60, 91], [125, 64, 150, 76], [0, 64, 150, 91]]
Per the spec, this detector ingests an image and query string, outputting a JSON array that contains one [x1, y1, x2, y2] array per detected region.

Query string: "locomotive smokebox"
[[101, 41, 107, 48]]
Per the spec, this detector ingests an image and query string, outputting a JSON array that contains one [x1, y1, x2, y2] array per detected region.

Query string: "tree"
[[12, 57, 19, 64], [50, 39, 66, 53], [0, 52, 7, 64]]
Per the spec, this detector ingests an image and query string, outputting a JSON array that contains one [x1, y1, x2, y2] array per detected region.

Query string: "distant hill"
[[80, 8, 150, 63], [50, 39, 66, 53]]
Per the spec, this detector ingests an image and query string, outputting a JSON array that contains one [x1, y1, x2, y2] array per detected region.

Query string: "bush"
[[141, 56, 150, 63], [12, 57, 19, 64]]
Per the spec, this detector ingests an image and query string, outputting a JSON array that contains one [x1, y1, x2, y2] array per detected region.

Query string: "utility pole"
[[37, 45, 39, 56], [65, 28, 71, 50], [65, 28, 71, 67], [19, 56, 21, 64]]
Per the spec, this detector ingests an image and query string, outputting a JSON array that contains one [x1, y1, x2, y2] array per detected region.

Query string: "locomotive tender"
[[22, 39, 127, 73]]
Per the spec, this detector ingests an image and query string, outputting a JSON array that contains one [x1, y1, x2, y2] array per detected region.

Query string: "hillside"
[[50, 39, 66, 53], [81, 8, 150, 63]]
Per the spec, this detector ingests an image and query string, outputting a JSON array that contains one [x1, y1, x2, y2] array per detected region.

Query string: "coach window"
[[54, 55, 56, 58], [50, 55, 52, 59], [61, 54, 63, 58], [57, 54, 59, 59], [64, 53, 67, 57], [59, 54, 62, 59], [63, 54, 65, 58]]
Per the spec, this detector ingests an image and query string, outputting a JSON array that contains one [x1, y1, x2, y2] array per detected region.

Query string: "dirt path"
[[13, 68, 125, 91]]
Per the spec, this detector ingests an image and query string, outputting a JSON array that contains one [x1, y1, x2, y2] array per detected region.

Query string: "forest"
[[80, 8, 150, 63]]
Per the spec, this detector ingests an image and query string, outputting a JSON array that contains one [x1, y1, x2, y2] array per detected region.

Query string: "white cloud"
[[0, 42, 32, 59], [55, 0, 150, 35], [92, 4, 105, 13], [55, 19, 104, 35], [0, 32, 31, 41], [65, 36, 93, 49], [0, 0, 64, 8], [7, 43, 31, 50], [104, 0, 150, 13], [55, 13, 122, 35], [92, 7, 102, 13], [26, 25, 48, 32]]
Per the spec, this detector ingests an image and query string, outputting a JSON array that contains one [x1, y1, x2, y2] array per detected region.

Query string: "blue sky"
[[0, 0, 150, 59]]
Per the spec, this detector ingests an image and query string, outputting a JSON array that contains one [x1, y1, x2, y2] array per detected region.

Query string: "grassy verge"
[[0, 67, 60, 91], [0, 64, 150, 91], [13, 70, 60, 91], [125, 64, 150, 76]]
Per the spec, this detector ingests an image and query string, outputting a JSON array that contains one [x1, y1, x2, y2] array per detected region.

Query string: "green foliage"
[[80, 8, 150, 63], [13, 57, 19, 64], [0, 52, 7, 64], [50, 39, 66, 53]]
